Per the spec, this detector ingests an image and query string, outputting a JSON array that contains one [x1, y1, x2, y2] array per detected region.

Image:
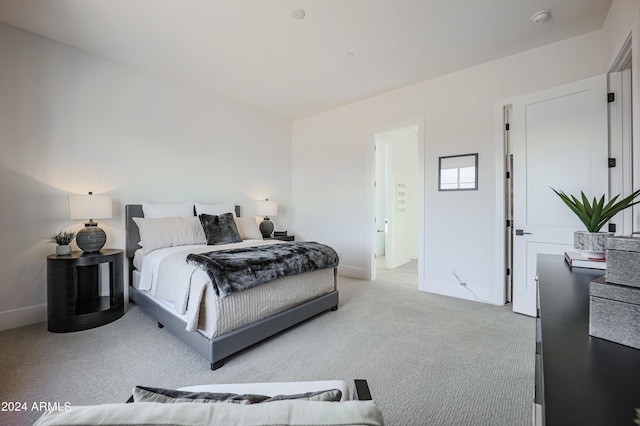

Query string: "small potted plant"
[[552, 188, 640, 258], [47, 230, 77, 255]]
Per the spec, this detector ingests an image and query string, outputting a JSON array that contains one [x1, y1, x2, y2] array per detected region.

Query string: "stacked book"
[[564, 251, 606, 270], [273, 230, 288, 237]]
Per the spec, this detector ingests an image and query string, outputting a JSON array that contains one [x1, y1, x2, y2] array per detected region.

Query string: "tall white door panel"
[[512, 75, 608, 316]]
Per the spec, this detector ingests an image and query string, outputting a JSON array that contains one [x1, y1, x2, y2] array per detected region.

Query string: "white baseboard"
[[0, 304, 46, 331], [337, 265, 369, 280], [420, 282, 503, 306]]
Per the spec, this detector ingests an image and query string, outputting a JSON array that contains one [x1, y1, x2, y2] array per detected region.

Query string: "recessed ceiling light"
[[292, 9, 306, 20], [531, 10, 551, 24]]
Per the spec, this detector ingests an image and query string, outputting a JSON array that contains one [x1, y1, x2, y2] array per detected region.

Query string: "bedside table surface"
[[266, 235, 295, 241], [47, 249, 122, 260]]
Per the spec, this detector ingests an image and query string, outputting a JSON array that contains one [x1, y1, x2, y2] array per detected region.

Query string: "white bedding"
[[137, 240, 281, 294], [134, 241, 336, 339]]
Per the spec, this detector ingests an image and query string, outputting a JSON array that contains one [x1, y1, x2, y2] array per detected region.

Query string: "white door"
[[375, 142, 387, 258], [512, 74, 608, 316]]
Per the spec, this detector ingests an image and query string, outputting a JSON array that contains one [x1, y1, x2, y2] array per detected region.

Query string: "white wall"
[[292, 31, 605, 305], [0, 22, 292, 330], [603, 0, 640, 70]]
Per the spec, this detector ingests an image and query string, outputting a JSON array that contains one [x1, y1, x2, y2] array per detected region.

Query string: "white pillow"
[[142, 202, 194, 218], [195, 201, 236, 217], [133, 217, 206, 255], [234, 216, 263, 240]]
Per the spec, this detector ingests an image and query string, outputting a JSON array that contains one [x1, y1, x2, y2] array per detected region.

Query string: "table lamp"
[[69, 192, 113, 252], [256, 199, 278, 238]]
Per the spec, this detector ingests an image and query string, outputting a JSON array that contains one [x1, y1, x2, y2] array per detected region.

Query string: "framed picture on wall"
[[438, 153, 478, 191]]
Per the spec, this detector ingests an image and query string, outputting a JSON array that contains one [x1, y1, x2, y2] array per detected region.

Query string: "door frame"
[[374, 139, 389, 263], [608, 33, 636, 235], [494, 99, 512, 307], [366, 118, 425, 283], [503, 105, 513, 303]]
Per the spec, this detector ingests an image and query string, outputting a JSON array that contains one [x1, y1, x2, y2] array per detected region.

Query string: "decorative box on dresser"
[[535, 254, 640, 425]]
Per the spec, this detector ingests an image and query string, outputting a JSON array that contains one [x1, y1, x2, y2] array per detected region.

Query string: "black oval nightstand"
[[47, 249, 124, 332]]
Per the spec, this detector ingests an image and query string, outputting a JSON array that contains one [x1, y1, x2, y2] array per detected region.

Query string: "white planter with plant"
[[47, 230, 77, 256], [552, 188, 640, 259]]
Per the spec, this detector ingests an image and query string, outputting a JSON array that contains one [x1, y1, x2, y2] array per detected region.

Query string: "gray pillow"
[[131, 385, 342, 404], [199, 213, 242, 245]]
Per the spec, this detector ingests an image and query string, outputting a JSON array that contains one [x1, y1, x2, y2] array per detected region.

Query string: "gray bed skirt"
[[129, 285, 339, 370]]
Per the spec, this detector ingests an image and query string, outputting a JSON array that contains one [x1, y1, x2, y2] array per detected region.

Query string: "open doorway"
[[372, 124, 420, 285]]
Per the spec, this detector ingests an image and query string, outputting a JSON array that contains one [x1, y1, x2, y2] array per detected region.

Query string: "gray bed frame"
[[125, 204, 339, 370]]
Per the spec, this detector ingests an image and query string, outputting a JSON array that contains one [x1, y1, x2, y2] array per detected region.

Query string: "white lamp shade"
[[69, 195, 113, 220], [256, 200, 278, 217]]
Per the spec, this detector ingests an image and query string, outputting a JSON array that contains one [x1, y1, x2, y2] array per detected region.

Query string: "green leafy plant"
[[551, 188, 640, 233], [47, 230, 77, 245]]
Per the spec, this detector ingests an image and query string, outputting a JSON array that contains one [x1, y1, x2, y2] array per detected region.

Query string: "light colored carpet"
[[0, 275, 534, 425], [376, 257, 419, 289]]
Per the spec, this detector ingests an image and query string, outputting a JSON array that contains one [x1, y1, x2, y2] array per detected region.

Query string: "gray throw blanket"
[[186, 242, 339, 298]]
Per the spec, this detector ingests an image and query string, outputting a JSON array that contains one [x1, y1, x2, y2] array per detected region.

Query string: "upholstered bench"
[[34, 380, 383, 426]]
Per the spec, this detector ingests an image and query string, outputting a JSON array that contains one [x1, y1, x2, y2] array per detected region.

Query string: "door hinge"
[[609, 158, 616, 168], [506, 268, 511, 276], [608, 93, 615, 103], [506, 171, 510, 179], [505, 123, 510, 131], [506, 219, 511, 227]]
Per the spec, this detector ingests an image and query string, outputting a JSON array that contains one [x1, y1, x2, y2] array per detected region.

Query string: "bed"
[[125, 203, 339, 370], [34, 381, 382, 425]]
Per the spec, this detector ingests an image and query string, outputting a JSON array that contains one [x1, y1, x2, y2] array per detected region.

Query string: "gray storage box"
[[606, 236, 640, 287], [590, 276, 640, 349]]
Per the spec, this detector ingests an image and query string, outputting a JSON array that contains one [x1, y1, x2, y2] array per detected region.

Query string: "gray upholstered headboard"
[[125, 204, 241, 259]]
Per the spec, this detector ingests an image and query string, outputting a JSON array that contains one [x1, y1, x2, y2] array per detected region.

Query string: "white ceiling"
[[0, 0, 612, 119]]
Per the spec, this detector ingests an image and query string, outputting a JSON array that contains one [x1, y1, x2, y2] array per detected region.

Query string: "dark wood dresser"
[[536, 254, 640, 425]]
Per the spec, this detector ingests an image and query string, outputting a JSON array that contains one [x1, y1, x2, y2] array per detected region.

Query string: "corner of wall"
[[337, 265, 370, 280]]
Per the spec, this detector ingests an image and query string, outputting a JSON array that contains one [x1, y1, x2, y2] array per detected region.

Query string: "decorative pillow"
[[131, 386, 342, 404], [133, 217, 206, 255], [142, 202, 194, 218], [133, 386, 267, 405], [195, 201, 236, 217], [263, 389, 343, 402], [199, 213, 242, 245], [234, 216, 263, 240]]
